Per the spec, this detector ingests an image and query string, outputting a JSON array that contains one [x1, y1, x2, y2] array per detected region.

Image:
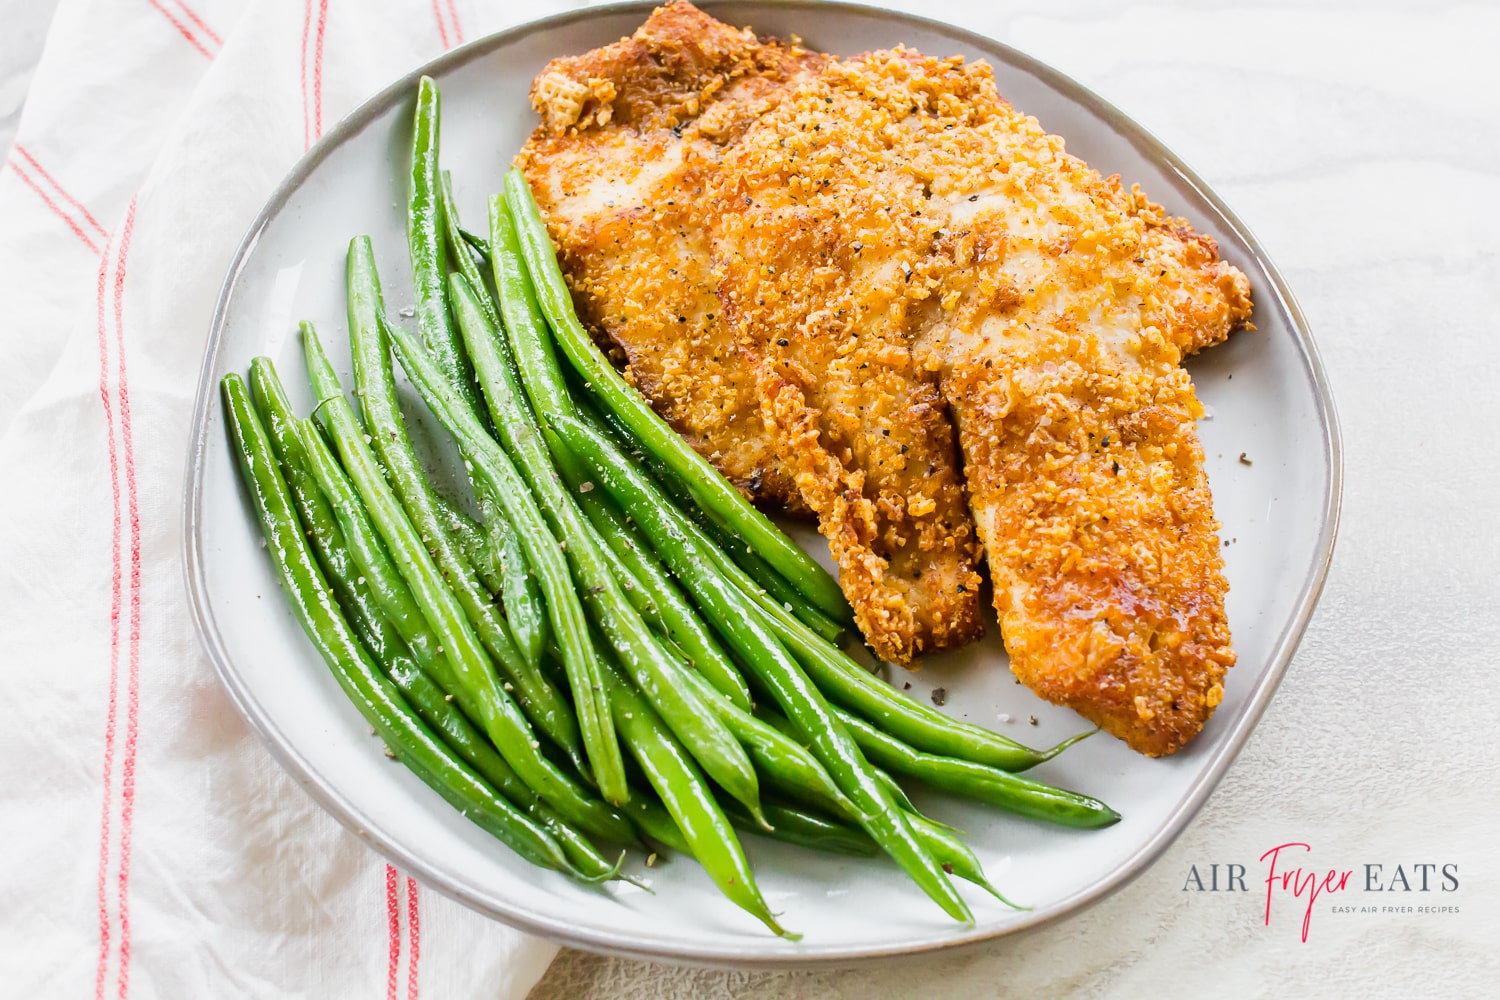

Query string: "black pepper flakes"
[[931, 687, 947, 706]]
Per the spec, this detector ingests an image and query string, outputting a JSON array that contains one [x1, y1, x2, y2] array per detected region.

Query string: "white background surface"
[[2, 1, 1495, 997]]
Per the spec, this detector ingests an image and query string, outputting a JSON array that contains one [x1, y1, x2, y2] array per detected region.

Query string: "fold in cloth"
[[0, 1, 610, 995]]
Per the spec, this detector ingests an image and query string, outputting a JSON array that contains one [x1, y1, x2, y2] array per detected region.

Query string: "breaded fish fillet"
[[521, 4, 1253, 752], [520, 3, 985, 663], [708, 64, 986, 664], [518, 2, 825, 510], [717, 47, 1249, 754]]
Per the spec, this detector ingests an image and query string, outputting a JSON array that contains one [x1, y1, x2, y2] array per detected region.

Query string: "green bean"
[[696, 687, 1004, 897], [439, 172, 500, 326], [427, 493, 501, 595], [570, 475, 753, 712], [427, 284, 763, 822], [300, 325, 633, 843], [222, 372, 584, 875], [480, 490, 548, 673], [407, 76, 478, 413], [249, 357, 365, 582], [620, 795, 692, 857], [431, 466, 542, 661], [379, 655, 634, 870], [733, 795, 1006, 901], [677, 665, 855, 819], [715, 541, 847, 644], [291, 409, 613, 849], [738, 670, 1106, 833], [697, 542, 1076, 774], [387, 275, 627, 805], [834, 708, 1119, 829], [434, 495, 543, 664], [459, 226, 491, 261], [346, 241, 571, 744], [268, 441, 620, 884], [484, 196, 574, 423], [725, 799, 877, 858], [551, 413, 971, 923], [680, 684, 1004, 898], [254, 357, 462, 660], [599, 657, 794, 938], [577, 394, 848, 644], [257, 357, 473, 696], [902, 811, 1019, 906], [743, 703, 960, 835], [505, 169, 851, 625], [598, 419, 847, 654], [578, 397, 851, 646], [686, 664, 955, 837], [488, 199, 754, 711], [437, 174, 549, 663], [292, 421, 449, 667], [871, 767, 920, 818], [383, 656, 623, 880], [608, 426, 847, 644], [766, 600, 1086, 773], [388, 314, 636, 806]]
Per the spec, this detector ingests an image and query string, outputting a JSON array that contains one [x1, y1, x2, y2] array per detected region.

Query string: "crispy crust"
[[520, 5, 1254, 751], [711, 44, 1250, 752], [823, 48, 1248, 755], [519, 3, 825, 510], [708, 55, 986, 663]]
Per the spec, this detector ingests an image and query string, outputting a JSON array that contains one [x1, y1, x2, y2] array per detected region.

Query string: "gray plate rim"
[[181, 0, 1344, 968]]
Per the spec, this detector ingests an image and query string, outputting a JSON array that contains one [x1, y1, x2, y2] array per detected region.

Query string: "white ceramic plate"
[[183, 0, 1341, 966]]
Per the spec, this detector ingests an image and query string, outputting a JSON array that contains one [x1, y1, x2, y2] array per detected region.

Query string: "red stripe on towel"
[[12, 145, 108, 238], [110, 198, 143, 1000], [300, 0, 312, 149], [91, 220, 124, 1000], [445, 0, 464, 46], [430, 0, 450, 49], [146, 0, 218, 59], [386, 865, 402, 1000], [7, 156, 103, 254], [406, 877, 421, 1000], [311, 0, 329, 139], [164, 0, 223, 47]]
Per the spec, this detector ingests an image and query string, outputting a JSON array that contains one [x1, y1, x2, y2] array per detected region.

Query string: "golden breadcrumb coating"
[[518, 2, 825, 510], [729, 48, 1248, 754], [708, 64, 986, 664], [520, 4, 1254, 751]]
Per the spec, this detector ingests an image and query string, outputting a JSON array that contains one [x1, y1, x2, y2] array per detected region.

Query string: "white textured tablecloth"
[[1, 2, 1495, 998]]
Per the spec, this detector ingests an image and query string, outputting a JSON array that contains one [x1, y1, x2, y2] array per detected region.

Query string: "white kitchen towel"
[[0, 1, 608, 996]]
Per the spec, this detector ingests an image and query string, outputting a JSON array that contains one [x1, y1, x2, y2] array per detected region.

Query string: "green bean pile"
[[221, 77, 1119, 938]]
